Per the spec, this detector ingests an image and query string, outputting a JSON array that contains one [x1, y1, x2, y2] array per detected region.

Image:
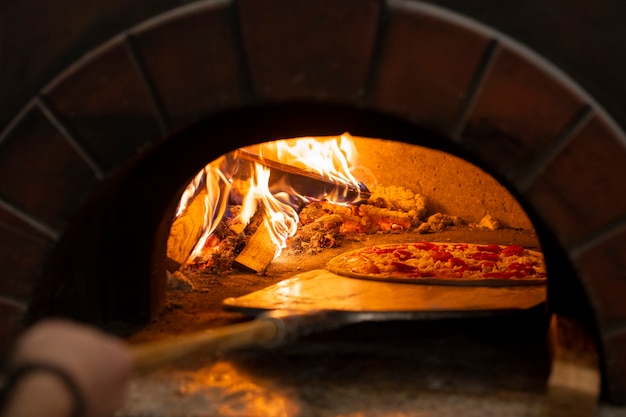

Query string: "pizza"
[[326, 241, 547, 286]]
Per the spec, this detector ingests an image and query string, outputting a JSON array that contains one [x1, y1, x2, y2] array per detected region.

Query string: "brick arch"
[[1, 0, 626, 401]]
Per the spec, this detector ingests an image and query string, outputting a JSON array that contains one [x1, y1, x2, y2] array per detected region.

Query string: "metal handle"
[[130, 310, 334, 372]]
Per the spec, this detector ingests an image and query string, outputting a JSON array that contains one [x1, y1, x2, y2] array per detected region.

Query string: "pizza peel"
[[131, 269, 546, 371]]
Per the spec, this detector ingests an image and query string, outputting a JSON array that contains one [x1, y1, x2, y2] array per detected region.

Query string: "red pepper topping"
[[373, 247, 398, 255], [459, 265, 480, 272], [480, 260, 496, 269], [413, 242, 439, 251], [507, 262, 536, 276], [449, 257, 467, 267], [391, 261, 418, 273], [471, 252, 500, 261], [392, 249, 413, 260], [477, 244, 502, 253], [432, 251, 453, 261], [502, 245, 525, 256]]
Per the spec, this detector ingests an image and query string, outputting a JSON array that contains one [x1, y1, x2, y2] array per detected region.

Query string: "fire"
[[256, 134, 361, 188], [238, 163, 299, 256], [171, 133, 365, 266], [173, 162, 232, 261]]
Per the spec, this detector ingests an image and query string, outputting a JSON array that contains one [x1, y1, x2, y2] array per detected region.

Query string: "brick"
[[462, 45, 586, 181], [131, 0, 248, 130], [0, 106, 98, 233], [374, 1, 490, 135], [0, 302, 26, 355], [575, 228, 626, 328], [600, 331, 626, 404], [238, 0, 380, 101], [43, 36, 162, 174], [526, 115, 626, 246], [0, 206, 53, 299]]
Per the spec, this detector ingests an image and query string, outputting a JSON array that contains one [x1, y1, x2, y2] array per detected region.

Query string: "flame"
[[175, 162, 232, 261], [256, 133, 361, 190], [173, 133, 363, 265], [240, 164, 299, 256]]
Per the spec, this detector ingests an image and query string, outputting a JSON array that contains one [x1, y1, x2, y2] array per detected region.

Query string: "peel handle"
[[129, 310, 336, 372], [130, 318, 279, 372]]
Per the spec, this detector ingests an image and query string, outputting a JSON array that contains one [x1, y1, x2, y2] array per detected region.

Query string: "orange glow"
[[174, 133, 363, 265], [176, 361, 299, 417]]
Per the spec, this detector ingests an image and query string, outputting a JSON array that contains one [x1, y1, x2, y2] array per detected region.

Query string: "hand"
[[8, 319, 133, 417]]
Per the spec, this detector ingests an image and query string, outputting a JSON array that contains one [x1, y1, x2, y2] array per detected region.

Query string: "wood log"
[[166, 188, 208, 271], [547, 314, 601, 417], [234, 221, 278, 273], [234, 149, 370, 204]]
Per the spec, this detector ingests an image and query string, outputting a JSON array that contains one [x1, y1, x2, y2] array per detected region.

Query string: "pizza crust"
[[326, 242, 547, 287]]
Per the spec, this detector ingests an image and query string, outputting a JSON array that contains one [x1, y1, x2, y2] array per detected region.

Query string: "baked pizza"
[[326, 242, 547, 286]]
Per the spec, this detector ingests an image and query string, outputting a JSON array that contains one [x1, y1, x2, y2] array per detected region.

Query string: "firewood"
[[234, 221, 278, 273], [547, 314, 600, 417], [166, 188, 208, 270], [235, 149, 370, 204]]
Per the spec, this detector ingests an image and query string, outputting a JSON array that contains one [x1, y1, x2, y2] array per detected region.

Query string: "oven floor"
[[120, 314, 626, 417], [119, 229, 626, 416]]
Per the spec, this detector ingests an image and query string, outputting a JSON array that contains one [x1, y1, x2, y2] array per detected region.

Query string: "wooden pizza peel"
[[131, 269, 546, 371], [222, 268, 546, 315]]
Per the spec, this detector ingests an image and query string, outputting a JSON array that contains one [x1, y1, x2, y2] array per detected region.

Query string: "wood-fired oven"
[[2, 0, 626, 414]]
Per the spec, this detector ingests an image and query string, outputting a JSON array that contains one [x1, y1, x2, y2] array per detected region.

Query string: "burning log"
[[166, 188, 208, 271], [224, 147, 373, 272], [233, 149, 371, 205], [233, 220, 278, 273]]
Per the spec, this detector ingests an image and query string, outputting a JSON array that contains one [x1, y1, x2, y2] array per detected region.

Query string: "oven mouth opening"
[[27, 102, 589, 332], [159, 131, 547, 330]]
